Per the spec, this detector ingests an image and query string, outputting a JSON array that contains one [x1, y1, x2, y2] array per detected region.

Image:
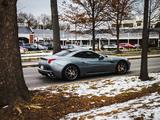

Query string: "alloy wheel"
[[64, 65, 79, 80], [117, 61, 128, 74]]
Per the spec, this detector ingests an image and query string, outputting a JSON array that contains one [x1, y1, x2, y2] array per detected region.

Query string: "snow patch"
[[61, 93, 160, 120], [44, 73, 160, 97]]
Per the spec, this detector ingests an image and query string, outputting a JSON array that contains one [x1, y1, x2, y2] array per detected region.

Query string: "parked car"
[[23, 43, 38, 51], [80, 45, 92, 50], [61, 44, 90, 50], [23, 43, 48, 51], [103, 44, 117, 49], [38, 49, 131, 81], [32, 43, 48, 50], [134, 44, 141, 48], [119, 43, 136, 49], [20, 46, 28, 53], [23, 43, 33, 51], [61, 44, 75, 50], [44, 43, 53, 50]]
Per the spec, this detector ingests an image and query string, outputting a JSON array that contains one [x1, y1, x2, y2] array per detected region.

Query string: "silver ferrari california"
[[38, 49, 131, 80]]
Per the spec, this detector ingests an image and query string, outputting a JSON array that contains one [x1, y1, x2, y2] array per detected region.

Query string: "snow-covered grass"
[[40, 73, 160, 97], [61, 93, 160, 120], [34, 73, 160, 120]]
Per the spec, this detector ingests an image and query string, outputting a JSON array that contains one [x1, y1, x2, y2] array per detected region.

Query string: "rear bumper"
[[38, 68, 52, 74], [38, 64, 62, 79], [38, 68, 56, 78]]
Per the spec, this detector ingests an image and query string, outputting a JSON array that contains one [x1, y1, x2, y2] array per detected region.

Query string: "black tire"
[[63, 65, 79, 81], [116, 61, 128, 74]]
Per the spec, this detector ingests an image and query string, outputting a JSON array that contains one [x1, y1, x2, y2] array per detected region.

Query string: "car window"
[[73, 51, 100, 58], [55, 50, 74, 56]]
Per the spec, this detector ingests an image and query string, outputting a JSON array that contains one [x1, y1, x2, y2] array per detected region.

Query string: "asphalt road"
[[23, 57, 160, 89]]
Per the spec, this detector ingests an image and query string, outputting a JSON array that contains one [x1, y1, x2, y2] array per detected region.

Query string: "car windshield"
[[55, 50, 75, 56]]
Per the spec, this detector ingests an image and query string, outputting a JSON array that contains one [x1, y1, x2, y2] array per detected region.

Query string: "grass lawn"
[[0, 73, 160, 120]]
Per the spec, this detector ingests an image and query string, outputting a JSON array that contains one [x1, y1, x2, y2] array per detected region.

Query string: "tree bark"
[[139, 0, 149, 81], [92, 0, 96, 51], [51, 0, 61, 54], [116, 15, 120, 53], [115, 0, 121, 53], [147, 0, 152, 49], [0, 0, 30, 107]]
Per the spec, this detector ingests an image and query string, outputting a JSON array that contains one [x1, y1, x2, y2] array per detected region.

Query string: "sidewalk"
[[22, 54, 160, 68]]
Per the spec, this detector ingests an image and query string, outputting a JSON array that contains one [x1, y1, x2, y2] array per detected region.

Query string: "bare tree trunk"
[[92, 19, 96, 51], [0, 0, 30, 107], [147, 0, 152, 50], [116, 17, 120, 53], [139, 0, 149, 81], [92, 0, 96, 51], [116, 0, 120, 53], [51, 0, 61, 54]]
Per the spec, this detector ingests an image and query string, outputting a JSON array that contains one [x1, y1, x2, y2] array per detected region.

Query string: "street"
[[23, 57, 160, 89]]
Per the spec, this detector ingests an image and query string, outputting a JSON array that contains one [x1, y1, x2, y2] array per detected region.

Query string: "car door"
[[85, 54, 115, 73], [97, 56, 115, 73], [73, 51, 113, 74]]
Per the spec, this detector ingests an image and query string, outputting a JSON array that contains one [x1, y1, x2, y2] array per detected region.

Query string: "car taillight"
[[48, 58, 56, 64]]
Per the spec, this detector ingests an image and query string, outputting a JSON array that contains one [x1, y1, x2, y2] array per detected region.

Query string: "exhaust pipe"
[[47, 72, 55, 79]]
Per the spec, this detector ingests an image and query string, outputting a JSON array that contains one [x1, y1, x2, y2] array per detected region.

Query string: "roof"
[[33, 29, 91, 40], [18, 26, 33, 34], [33, 29, 53, 34]]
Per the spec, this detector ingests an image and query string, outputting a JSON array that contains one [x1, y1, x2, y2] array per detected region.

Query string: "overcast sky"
[[17, 0, 63, 17]]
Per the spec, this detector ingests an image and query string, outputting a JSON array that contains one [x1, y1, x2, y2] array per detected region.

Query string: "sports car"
[[38, 49, 131, 80]]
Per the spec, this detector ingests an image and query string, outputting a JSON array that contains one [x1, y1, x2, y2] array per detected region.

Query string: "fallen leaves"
[[0, 75, 160, 120], [15, 106, 22, 115]]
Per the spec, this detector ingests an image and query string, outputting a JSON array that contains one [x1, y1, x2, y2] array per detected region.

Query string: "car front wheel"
[[116, 61, 128, 74], [63, 65, 79, 81]]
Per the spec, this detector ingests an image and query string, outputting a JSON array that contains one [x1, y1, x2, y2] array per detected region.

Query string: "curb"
[[22, 63, 38, 68], [127, 55, 160, 60], [22, 55, 160, 68]]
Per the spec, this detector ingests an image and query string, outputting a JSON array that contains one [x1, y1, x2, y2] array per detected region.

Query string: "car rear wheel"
[[63, 65, 79, 81], [116, 61, 128, 74]]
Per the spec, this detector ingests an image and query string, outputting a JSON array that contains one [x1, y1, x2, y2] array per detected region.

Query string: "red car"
[[119, 43, 136, 49]]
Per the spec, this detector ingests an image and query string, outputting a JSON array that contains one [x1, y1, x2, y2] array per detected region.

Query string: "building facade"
[[18, 20, 160, 48]]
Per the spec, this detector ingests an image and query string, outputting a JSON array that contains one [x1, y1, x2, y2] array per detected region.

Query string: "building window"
[[137, 22, 141, 26], [136, 21, 142, 26], [123, 23, 133, 28], [112, 24, 116, 27]]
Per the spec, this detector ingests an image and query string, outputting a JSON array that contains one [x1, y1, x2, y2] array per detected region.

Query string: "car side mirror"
[[99, 56, 104, 60]]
